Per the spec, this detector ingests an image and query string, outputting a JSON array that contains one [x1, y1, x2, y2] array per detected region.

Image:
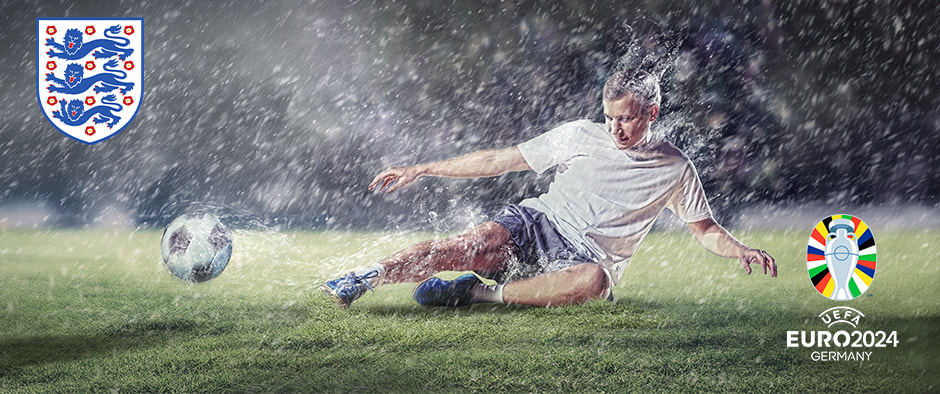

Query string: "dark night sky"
[[0, 0, 937, 229]]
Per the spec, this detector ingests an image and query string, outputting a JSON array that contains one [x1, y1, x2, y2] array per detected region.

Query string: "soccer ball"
[[160, 212, 233, 282]]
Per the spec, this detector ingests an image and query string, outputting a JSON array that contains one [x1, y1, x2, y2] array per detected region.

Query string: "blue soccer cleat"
[[413, 273, 482, 307], [320, 270, 378, 309]]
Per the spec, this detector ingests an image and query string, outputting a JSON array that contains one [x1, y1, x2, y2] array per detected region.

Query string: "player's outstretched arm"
[[369, 146, 530, 193], [687, 218, 777, 277]]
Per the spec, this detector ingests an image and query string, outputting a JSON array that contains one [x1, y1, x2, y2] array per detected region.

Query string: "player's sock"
[[470, 283, 504, 303]]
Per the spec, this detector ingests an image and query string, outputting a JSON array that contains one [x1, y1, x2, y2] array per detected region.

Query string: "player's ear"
[[648, 104, 659, 122]]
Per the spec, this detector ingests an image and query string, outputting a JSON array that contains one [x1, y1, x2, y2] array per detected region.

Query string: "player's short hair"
[[603, 70, 661, 108]]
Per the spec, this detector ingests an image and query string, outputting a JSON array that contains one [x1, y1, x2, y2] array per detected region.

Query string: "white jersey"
[[517, 119, 713, 284]]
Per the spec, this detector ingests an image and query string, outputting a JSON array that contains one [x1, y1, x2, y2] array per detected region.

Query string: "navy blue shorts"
[[490, 204, 598, 283]]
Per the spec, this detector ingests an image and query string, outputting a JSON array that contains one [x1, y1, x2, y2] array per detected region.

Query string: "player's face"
[[603, 95, 659, 150]]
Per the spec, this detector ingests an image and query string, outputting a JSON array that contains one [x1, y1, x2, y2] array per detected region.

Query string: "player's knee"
[[569, 263, 611, 302]]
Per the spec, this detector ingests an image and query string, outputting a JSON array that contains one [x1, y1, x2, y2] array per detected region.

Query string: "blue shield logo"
[[37, 18, 143, 144]]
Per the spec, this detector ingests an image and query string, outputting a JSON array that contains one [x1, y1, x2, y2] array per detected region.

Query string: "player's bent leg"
[[412, 263, 612, 307], [502, 263, 612, 307]]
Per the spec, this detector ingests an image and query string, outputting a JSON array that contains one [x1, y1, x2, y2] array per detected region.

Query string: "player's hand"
[[739, 247, 777, 277], [369, 166, 420, 193]]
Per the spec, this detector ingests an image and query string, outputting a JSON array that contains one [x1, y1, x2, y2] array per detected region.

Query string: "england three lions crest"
[[37, 18, 143, 144]]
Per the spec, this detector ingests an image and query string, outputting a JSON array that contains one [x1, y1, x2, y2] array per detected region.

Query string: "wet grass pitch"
[[1, 228, 937, 392]]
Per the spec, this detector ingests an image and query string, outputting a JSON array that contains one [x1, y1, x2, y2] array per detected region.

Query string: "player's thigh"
[[446, 221, 517, 272], [457, 221, 514, 251]]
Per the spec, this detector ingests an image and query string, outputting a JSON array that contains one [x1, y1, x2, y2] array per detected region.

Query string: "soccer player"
[[321, 70, 777, 309]]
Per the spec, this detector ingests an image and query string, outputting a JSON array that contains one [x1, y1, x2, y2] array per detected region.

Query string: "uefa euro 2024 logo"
[[791, 215, 895, 363], [36, 18, 143, 144], [807, 215, 877, 300]]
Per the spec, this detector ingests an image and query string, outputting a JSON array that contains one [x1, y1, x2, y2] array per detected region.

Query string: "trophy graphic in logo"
[[824, 218, 860, 300], [807, 215, 877, 300]]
